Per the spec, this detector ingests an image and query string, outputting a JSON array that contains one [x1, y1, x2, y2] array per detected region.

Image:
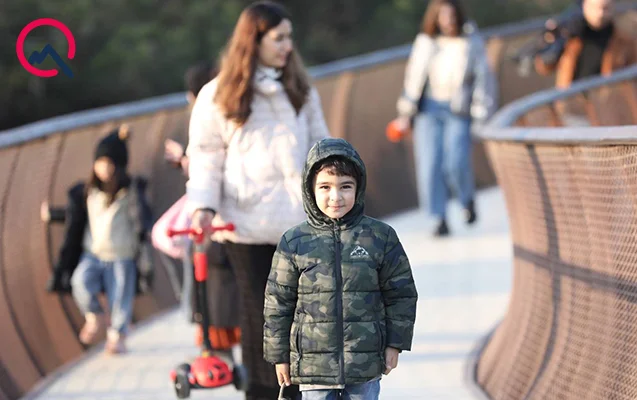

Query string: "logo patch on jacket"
[[350, 245, 370, 258]]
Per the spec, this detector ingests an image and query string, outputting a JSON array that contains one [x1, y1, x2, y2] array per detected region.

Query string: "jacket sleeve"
[[379, 226, 418, 351], [470, 36, 499, 123], [624, 34, 637, 66], [135, 178, 154, 239], [307, 87, 331, 143], [534, 54, 558, 75], [534, 38, 567, 76], [46, 206, 66, 223], [264, 234, 299, 364], [185, 80, 226, 215], [50, 183, 87, 292], [396, 33, 432, 118], [131, 177, 155, 294]]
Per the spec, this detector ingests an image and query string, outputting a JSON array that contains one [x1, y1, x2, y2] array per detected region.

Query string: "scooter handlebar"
[[167, 223, 235, 242]]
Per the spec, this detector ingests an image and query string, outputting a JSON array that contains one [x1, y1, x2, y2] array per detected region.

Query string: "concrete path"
[[23, 187, 512, 400]]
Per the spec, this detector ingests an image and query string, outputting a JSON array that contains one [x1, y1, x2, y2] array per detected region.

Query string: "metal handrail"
[[1, 1, 635, 149], [478, 65, 637, 143]]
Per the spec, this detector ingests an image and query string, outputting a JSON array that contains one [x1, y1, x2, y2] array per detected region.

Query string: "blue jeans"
[[301, 380, 380, 400], [413, 98, 475, 219], [71, 253, 137, 334]]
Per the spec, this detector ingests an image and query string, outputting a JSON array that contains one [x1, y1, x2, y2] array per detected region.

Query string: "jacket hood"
[[302, 138, 366, 229]]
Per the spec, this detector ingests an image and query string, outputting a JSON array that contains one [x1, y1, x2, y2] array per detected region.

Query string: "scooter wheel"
[[176, 363, 191, 372], [174, 364, 191, 399], [233, 364, 249, 391]]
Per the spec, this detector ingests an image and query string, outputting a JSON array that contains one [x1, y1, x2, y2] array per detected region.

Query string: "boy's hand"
[[40, 201, 51, 222], [383, 347, 400, 375], [275, 363, 291, 387]]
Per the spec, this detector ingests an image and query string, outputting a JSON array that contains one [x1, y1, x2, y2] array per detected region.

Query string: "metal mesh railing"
[[472, 60, 637, 399]]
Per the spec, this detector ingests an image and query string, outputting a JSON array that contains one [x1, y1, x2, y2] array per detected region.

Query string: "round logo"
[[16, 18, 75, 78]]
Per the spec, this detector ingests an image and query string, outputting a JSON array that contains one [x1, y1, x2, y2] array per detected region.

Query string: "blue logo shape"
[[28, 44, 73, 78]]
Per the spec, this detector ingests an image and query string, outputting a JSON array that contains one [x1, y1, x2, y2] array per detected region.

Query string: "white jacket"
[[186, 66, 330, 244], [397, 22, 498, 122]]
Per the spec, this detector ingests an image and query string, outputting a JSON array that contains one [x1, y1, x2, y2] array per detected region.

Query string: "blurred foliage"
[[2, 0, 572, 130]]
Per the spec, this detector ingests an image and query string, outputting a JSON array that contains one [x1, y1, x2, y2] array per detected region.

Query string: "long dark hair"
[[214, 1, 311, 126], [421, 0, 467, 37], [85, 165, 131, 206]]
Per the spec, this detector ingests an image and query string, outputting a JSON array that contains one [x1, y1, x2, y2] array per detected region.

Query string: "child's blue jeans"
[[413, 98, 475, 219], [71, 252, 137, 335], [301, 380, 380, 400]]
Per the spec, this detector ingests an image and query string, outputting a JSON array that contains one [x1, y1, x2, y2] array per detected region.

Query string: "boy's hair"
[[184, 61, 218, 97], [312, 155, 361, 188]]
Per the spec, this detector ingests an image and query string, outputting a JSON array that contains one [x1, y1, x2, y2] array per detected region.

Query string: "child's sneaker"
[[105, 329, 127, 355], [79, 312, 102, 345]]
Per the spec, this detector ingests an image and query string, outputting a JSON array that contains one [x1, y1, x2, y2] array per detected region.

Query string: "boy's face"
[[314, 169, 357, 220]]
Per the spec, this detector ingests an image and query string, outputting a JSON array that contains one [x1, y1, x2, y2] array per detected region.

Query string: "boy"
[[164, 61, 218, 170], [264, 138, 418, 399]]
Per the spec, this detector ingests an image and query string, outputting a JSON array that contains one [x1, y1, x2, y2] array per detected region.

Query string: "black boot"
[[433, 219, 449, 237], [465, 199, 477, 225]]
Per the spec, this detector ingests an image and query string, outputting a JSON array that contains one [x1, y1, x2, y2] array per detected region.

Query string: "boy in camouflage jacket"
[[264, 138, 418, 399]]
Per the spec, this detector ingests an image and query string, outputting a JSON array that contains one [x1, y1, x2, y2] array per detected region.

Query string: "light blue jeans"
[[71, 252, 137, 334], [413, 98, 475, 219], [301, 380, 380, 400]]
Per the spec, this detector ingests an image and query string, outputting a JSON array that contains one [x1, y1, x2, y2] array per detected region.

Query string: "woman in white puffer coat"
[[185, 2, 329, 399], [391, 0, 498, 237]]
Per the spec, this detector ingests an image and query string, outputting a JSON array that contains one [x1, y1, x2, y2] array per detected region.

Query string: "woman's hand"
[[393, 116, 411, 133], [191, 208, 215, 232], [275, 363, 291, 387]]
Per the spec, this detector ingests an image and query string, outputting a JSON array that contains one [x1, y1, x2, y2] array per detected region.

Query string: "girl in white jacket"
[[392, 0, 498, 237], [185, 2, 329, 399]]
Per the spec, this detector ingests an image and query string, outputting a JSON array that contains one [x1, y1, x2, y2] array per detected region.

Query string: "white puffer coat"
[[186, 66, 330, 244]]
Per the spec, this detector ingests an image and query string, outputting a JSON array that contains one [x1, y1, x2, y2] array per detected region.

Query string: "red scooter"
[[167, 223, 248, 398]]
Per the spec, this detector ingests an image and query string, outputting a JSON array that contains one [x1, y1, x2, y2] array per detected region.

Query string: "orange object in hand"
[[386, 119, 410, 143]]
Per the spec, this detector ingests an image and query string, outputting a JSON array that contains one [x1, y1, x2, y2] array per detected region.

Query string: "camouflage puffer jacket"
[[263, 138, 418, 385]]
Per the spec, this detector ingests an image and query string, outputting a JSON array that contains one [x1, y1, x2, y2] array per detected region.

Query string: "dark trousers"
[[224, 242, 300, 400]]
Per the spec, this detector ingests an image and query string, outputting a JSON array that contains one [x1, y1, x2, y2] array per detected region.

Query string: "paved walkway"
[[23, 187, 512, 400]]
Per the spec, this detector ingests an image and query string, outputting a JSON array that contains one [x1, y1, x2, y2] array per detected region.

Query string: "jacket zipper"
[[375, 317, 382, 352], [297, 313, 303, 376], [334, 223, 344, 383]]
